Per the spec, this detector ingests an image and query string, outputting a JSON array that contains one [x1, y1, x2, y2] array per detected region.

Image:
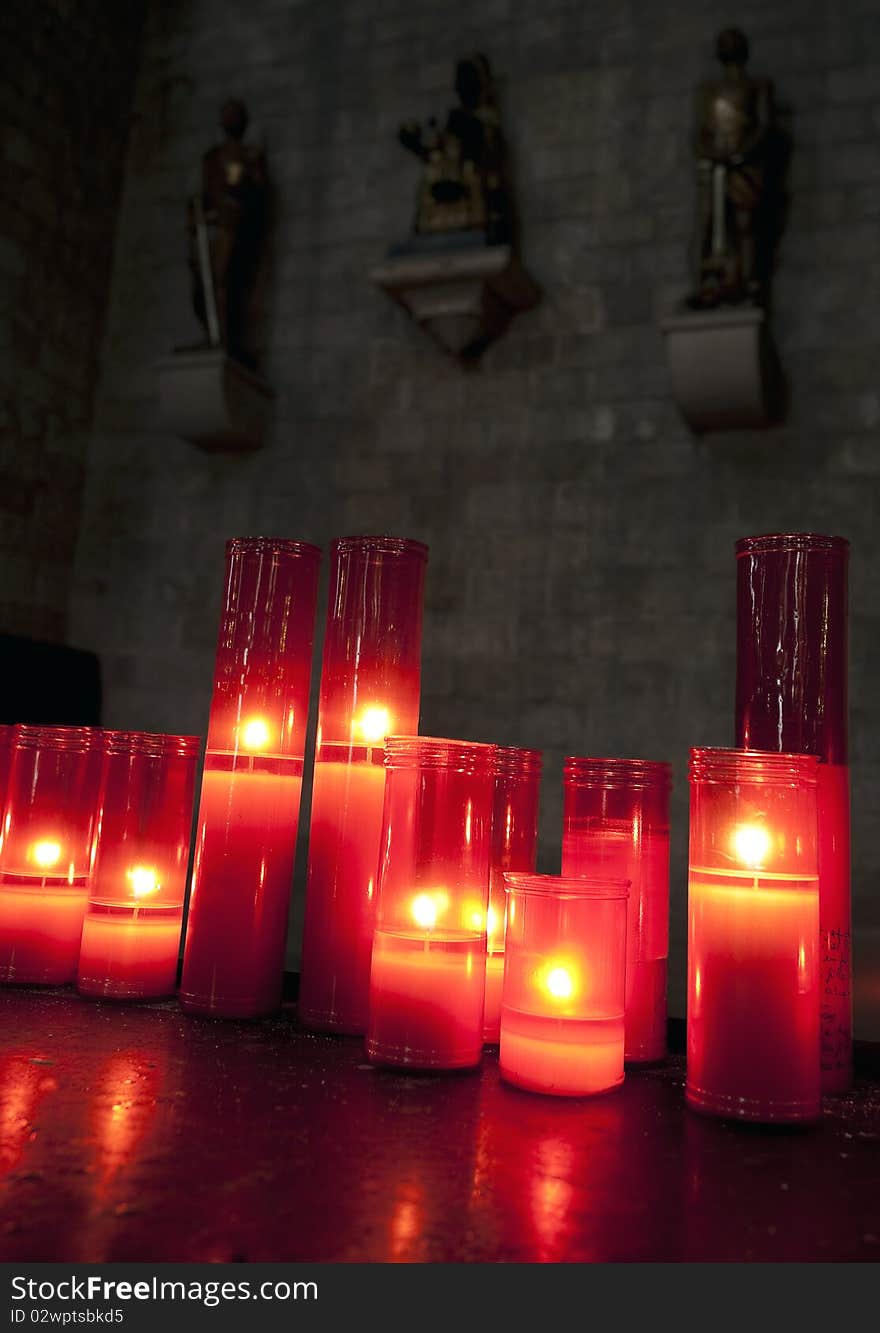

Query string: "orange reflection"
[[90, 1049, 163, 1196], [0, 1052, 58, 1179], [389, 1178, 424, 1261], [530, 1135, 575, 1262]]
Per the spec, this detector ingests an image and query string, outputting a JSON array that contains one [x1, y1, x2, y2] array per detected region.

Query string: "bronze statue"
[[188, 99, 266, 364], [398, 54, 511, 244], [691, 29, 774, 307]]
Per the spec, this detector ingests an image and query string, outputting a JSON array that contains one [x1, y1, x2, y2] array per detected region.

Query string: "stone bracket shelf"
[[156, 349, 274, 452], [370, 243, 540, 359], [661, 306, 784, 434]]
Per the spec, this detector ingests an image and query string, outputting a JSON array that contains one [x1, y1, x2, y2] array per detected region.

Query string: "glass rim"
[[331, 535, 429, 561], [504, 872, 630, 900], [385, 735, 496, 772], [103, 730, 202, 757], [14, 724, 103, 752], [690, 746, 819, 786], [226, 537, 322, 561], [735, 532, 849, 557], [494, 745, 543, 776], [564, 755, 671, 788]]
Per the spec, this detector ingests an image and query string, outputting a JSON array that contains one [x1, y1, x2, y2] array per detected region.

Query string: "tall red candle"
[[0, 725, 103, 984], [562, 757, 671, 1064], [366, 737, 496, 1070], [735, 532, 850, 1093], [687, 746, 820, 1124], [78, 731, 201, 1001], [299, 536, 427, 1035], [483, 746, 542, 1044], [180, 537, 321, 1018]]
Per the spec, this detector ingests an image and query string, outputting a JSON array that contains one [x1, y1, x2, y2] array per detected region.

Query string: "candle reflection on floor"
[[0, 1051, 59, 1180]]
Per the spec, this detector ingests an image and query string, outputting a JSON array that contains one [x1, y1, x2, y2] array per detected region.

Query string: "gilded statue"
[[188, 99, 266, 364], [398, 54, 511, 244], [691, 29, 774, 307]]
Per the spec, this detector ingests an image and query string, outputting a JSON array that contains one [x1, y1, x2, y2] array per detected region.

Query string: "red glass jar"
[[483, 746, 542, 1044], [180, 537, 321, 1018], [78, 731, 201, 1000], [735, 532, 850, 1093], [0, 725, 103, 984], [0, 725, 15, 813], [299, 536, 428, 1035], [500, 874, 629, 1096], [687, 747, 820, 1124], [562, 757, 671, 1064], [366, 737, 496, 1070]]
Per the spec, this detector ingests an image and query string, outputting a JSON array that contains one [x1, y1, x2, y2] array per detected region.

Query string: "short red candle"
[[500, 874, 629, 1097], [735, 533, 850, 1092], [687, 746, 820, 1124], [180, 537, 321, 1018], [562, 757, 671, 1064], [77, 731, 201, 1000], [366, 737, 496, 1070], [299, 536, 428, 1035], [0, 725, 103, 985], [483, 746, 542, 1044]]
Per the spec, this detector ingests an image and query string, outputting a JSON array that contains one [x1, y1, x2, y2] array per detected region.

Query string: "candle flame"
[[126, 866, 160, 899], [411, 891, 447, 930], [241, 717, 271, 751], [544, 965, 575, 1001], [31, 840, 61, 869], [732, 823, 771, 869], [354, 707, 391, 745]]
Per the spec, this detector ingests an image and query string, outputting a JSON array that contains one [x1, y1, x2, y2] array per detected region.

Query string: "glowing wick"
[[241, 718, 271, 751], [355, 707, 391, 745], [127, 866, 160, 899], [544, 966, 574, 1001], [412, 892, 447, 930], [732, 823, 771, 869], [31, 840, 61, 869]]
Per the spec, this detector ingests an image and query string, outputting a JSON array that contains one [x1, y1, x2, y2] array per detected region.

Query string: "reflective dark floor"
[[0, 989, 878, 1262]]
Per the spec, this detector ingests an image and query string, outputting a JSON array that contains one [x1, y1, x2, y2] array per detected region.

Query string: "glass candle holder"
[[366, 737, 496, 1070], [0, 725, 15, 812], [562, 757, 671, 1064], [687, 746, 820, 1124], [500, 875, 628, 1097], [78, 731, 201, 1000], [180, 537, 321, 1018], [483, 746, 542, 1045], [0, 725, 103, 984], [299, 535, 428, 1035], [735, 532, 850, 1094]]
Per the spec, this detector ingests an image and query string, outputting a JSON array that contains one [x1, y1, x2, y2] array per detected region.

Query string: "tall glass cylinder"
[[0, 725, 15, 812], [687, 747, 820, 1124], [735, 532, 850, 1093], [299, 536, 428, 1035], [500, 874, 629, 1096], [0, 725, 103, 984], [78, 731, 201, 1000], [483, 746, 542, 1044], [180, 537, 321, 1018], [562, 757, 671, 1064], [366, 737, 496, 1070]]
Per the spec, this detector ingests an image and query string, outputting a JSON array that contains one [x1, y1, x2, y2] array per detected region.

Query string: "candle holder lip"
[[331, 534, 429, 561], [503, 872, 630, 900], [14, 724, 103, 752], [689, 746, 819, 786], [225, 536, 322, 562], [102, 729, 202, 758], [563, 755, 671, 788], [493, 744, 543, 776], [735, 532, 849, 557], [384, 735, 497, 772]]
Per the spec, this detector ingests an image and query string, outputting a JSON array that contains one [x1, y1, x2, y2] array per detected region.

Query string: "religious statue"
[[187, 99, 267, 365], [690, 29, 774, 307], [398, 53, 511, 245]]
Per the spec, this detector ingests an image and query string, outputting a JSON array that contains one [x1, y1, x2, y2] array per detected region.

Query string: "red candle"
[[483, 746, 542, 1044], [300, 536, 427, 1034], [0, 726, 103, 985], [500, 874, 628, 1097], [77, 731, 200, 1001], [735, 533, 851, 1093], [0, 725, 14, 813], [687, 747, 820, 1124], [562, 757, 671, 1063], [180, 537, 321, 1018], [366, 737, 496, 1070]]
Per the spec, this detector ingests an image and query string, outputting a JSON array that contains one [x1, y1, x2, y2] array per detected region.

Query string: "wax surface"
[[0, 878, 88, 984], [299, 757, 387, 1033], [367, 929, 485, 1069], [78, 907, 182, 999], [500, 1008, 624, 1096], [687, 870, 820, 1123]]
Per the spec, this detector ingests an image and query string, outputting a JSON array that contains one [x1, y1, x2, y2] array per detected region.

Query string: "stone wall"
[[68, 0, 880, 1029], [0, 0, 145, 640]]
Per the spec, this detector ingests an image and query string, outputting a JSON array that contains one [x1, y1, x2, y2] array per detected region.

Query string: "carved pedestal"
[[156, 349, 273, 452], [661, 306, 783, 434], [370, 243, 540, 359]]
